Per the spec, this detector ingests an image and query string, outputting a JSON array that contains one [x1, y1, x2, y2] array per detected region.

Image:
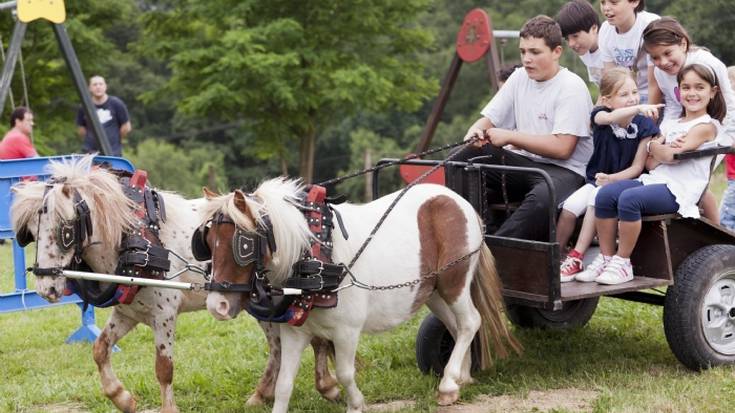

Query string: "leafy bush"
[[125, 138, 227, 197]]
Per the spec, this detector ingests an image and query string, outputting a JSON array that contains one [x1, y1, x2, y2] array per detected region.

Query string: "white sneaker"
[[596, 255, 634, 285], [575, 254, 610, 282]]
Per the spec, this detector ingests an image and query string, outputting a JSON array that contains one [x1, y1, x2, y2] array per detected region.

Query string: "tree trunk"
[[364, 148, 372, 201], [280, 155, 288, 176], [207, 164, 217, 191], [298, 127, 316, 183]]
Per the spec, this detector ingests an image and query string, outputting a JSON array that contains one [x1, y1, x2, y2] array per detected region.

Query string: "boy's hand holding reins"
[[464, 129, 490, 148], [464, 128, 515, 148]]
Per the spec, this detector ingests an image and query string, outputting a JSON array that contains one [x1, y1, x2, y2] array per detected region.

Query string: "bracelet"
[[646, 140, 654, 154]]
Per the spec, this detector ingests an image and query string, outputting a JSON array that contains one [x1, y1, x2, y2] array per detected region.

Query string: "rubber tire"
[[506, 297, 599, 330], [415, 314, 479, 376], [664, 244, 735, 371]]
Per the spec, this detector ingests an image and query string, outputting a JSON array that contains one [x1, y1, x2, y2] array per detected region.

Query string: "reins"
[[330, 135, 486, 292], [317, 137, 478, 186]]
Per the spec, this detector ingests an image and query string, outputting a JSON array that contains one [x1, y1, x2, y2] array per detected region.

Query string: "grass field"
[[1, 170, 734, 413]]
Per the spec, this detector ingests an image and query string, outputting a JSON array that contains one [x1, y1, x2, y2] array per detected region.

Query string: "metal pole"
[[0, 20, 25, 114], [416, 53, 463, 153], [0, 1, 16, 11], [63, 270, 199, 291], [52, 23, 113, 155]]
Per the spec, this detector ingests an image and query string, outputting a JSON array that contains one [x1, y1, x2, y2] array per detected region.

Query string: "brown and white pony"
[[10, 156, 337, 413], [201, 178, 520, 413]]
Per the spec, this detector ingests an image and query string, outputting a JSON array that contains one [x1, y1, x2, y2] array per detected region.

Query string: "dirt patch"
[[39, 404, 157, 413], [440, 388, 598, 413], [369, 388, 598, 413], [37, 404, 87, 413], [369, 400, 417, 412]]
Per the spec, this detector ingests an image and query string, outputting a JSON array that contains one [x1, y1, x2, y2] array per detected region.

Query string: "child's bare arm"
[[610, 137, 652, 179], [594, 104, 664, 126], [596, 137, 653, 185], [649, 123, 717, 164]]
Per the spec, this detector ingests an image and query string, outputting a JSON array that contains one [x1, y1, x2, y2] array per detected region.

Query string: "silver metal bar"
[[62, 270, 201, 291], [493, 30, 519, 39], [0, 1, 16, 11]]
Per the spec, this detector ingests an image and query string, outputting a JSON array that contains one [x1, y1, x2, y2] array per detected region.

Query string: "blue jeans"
[[595, 180, 679, 221], [720, 179, 735, 230]]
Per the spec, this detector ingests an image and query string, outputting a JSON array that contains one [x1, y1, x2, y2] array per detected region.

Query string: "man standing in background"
[[76, 75, 131, 156], [0, 106, 37, 159]]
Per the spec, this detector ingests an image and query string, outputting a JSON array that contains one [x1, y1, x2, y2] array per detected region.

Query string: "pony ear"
[[233, 189, 251, 215], [202, 187, 218, 199]]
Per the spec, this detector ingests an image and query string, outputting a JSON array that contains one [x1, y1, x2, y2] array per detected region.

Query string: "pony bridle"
[[191, 212, 277, 293], [32, 182, 94, 277]]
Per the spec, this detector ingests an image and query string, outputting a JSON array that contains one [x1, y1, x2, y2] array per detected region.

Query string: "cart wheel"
[[415, 314, 479, 375], [506, 297, 599, 330], [664, 244, 735, 370]]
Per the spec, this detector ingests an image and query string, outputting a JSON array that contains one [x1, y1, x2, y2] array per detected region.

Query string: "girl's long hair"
[[643, 16, 693, 52], [677, 64, 726, 122]]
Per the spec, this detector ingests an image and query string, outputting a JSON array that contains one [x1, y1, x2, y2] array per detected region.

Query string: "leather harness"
[[195, 185, 348, 325], [31, 170, 171, 308]]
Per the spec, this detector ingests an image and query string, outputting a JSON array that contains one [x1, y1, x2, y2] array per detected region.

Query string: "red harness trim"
[[288, 185, 329, 326]]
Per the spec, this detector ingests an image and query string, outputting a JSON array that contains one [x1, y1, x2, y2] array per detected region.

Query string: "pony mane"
[[200, 177, 313, 283], [11, 155, 138, 247]]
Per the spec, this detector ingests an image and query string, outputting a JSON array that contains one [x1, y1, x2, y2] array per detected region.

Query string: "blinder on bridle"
[[193, 211, 290, 319], [191, 212, 276, 267], [31, 183, 94, 277], [15, 225, 34, 247]]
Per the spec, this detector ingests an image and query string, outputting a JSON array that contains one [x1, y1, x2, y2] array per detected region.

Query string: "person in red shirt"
[[0, 106, 37, 159]]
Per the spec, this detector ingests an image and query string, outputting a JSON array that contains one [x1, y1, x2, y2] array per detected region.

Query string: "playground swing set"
[[0, 0, 125, 343]]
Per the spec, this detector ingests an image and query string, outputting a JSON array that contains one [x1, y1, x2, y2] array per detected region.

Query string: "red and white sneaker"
[[575, 254, 610, 282], [595, 255, 634, 285], [560, 255, 583, 283]]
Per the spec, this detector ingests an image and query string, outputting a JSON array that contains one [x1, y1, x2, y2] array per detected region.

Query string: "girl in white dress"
[[577, 64, 728, 285]]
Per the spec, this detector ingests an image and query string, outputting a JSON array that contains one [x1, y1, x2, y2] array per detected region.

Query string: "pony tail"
[[471, 243, 522, 370]]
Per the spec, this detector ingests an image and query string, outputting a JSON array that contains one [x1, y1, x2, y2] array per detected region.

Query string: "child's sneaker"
[[596, 255, 634, 285], [560, 253, 584, 283], [575, 254, 610, 282]]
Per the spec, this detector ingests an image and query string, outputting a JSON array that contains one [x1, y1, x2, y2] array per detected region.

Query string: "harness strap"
[[117, 246, 171, 271], [286, 260, 344, 290], [205, 281, 253, 293]]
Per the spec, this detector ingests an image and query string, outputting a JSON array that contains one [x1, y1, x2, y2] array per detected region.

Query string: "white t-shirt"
[[653, 48, 735, 144], [640, 115, 727, 218], [481, 67, 593, 176], [599, 11, 660, 102], [580, 47, 603, 86]]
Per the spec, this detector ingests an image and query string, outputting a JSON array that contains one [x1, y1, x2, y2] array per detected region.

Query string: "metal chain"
[[339, 244, 482, 291], [329, 136, 485, 292], [317, 137, 473, 187]]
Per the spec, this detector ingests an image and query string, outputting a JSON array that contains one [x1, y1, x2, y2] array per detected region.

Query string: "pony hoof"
[[321, 385, 341, 402], [160, 406, 179, 413], [437, 390, 459, 406], [246, 393, 265, 406], [113, 390, 136, 413]]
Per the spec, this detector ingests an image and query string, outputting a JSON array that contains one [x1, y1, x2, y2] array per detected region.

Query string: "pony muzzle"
[[206, 292, 241, 320]]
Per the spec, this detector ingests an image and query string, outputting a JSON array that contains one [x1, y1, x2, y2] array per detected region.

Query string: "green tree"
[[125, 139, 228, 197], [138, 0, 437, 182], [664, 0, 735, 65], [336, 128, 405, 202]]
